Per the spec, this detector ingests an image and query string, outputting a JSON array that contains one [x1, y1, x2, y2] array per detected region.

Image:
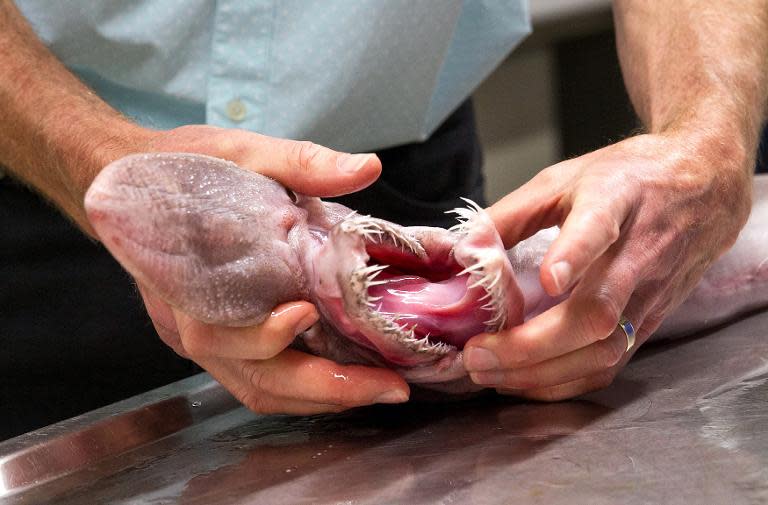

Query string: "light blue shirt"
[[18, 0, 530, 152]]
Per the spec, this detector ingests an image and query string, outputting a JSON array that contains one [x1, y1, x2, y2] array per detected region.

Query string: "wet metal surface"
[[1, 310, 767, 504]]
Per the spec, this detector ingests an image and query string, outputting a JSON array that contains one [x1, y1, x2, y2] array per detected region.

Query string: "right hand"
[[126, 125, 410, 414]]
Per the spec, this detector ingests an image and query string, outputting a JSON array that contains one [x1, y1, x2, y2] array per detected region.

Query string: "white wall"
[[473, 1, 613, 203], [474, 46, 559, 203]]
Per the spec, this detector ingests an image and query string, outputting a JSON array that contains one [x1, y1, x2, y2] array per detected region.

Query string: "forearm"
[[613, 0, 768, 169], [0, 1, 149, 233]]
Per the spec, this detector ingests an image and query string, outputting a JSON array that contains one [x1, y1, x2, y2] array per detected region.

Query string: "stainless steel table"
[[2, 310, 767, 504]]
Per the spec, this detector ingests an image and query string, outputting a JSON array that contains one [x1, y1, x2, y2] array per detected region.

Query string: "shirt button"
[[225, 99, 247, 122]]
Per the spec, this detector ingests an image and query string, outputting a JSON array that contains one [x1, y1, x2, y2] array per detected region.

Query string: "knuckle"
[[246, 335, 276, 361], [581, 291, 622, 340], [239, 391, 278, 414], [244, 362, 271, 393], [154, 326, 188, 358], [593, 334, 625, 369], [642, 313, 664, 337], [180, 331, 211, 358], [290, 140, 323, 173], [251, 346, 279, 361], [251, 327, 291, 360], [585, 208, 620, 244], [235, 365, 278, 414], [217, 135, 242, 160]]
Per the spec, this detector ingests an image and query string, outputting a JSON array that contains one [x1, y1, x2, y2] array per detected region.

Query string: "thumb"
[[242, 137, 382, 197], [486, 169, 565, 249]]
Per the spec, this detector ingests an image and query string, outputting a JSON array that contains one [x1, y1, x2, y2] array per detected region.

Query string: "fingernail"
[[550, 261, 573, 294], [294, 310, 319, 336], [464, 347, 500, 371], [337, 153, 372, 174], [374, 390, 409, 404], [470, 371, 504, 385]]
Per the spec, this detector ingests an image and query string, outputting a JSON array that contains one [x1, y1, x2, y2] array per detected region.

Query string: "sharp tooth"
[[484, 310, 506, 327], [486, 271, 502, 289], [457, 263, 484, 276], [358, 264, 388, 276], [368, 268, 385, 286], [459, 197, 483, 212], [468, 277, 488, 289]]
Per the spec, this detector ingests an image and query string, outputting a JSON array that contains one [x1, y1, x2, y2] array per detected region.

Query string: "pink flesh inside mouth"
[[363, 243, 493, 349]]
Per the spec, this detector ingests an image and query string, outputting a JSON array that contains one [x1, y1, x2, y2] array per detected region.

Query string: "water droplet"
[[191, 401, 202, 408], [332, 373, 348, 381]]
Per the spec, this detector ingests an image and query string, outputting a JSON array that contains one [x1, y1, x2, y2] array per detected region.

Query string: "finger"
[[237, 133, 382, 197], [469, 328, 628, 390], [202, 349, 409, 409], [245, 399, 348, 416], [174, 301, 319, 360], [539, 191, 633, 296], [469, 295, 649, 389], [485, 164, 570, 248], [491, 304, 651, 400], [202, 361, 349, 415], [465, 250, 638, 370], [495, 369, 618, 402]]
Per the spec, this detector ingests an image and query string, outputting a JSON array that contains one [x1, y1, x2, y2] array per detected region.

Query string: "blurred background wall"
[[474, 1, 639, 203]]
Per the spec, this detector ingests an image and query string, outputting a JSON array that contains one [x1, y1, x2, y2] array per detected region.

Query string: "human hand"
[[464, 132, 752, 400], [128, 125, 409, 414]]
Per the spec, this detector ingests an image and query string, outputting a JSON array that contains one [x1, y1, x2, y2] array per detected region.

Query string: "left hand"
[[463, 131, 752, 400]]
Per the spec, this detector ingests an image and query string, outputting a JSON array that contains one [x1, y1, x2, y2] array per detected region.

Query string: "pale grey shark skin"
[[85, 153, 768, 393]]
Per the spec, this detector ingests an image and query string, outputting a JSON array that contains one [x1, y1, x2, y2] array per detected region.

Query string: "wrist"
[[656, 109, 756, 177], [650, 91, 762, 176], [45, 114, 155, 236], [654, 115, 755, 229]]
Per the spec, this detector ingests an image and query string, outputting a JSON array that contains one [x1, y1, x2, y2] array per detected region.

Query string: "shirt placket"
[[207, 0, 273, 132]]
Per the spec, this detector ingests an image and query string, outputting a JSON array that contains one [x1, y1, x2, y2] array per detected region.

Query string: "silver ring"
[[618, 315, 636, 352]]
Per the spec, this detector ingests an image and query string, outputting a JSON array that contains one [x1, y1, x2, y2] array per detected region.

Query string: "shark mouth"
[[325, 201, 520, 365]]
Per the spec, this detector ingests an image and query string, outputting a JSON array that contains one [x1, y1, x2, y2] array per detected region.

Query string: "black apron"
[[0, 100, 485, 440]]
